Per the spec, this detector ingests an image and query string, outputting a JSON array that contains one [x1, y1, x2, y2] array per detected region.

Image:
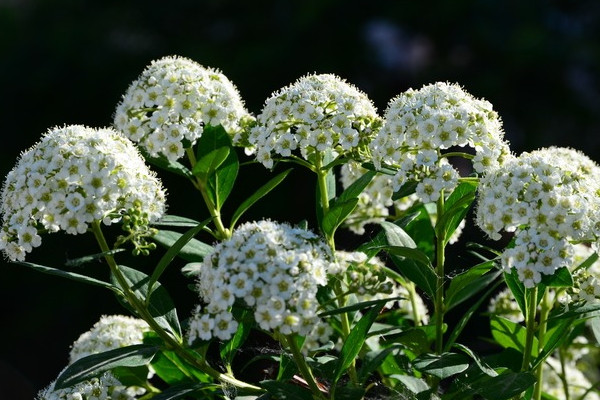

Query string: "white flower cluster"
[[370, 82, 509, 203], [476, 147, 600, 287], [0, 125, 166, 261], [37, 371, 143, 400], [563, 244, 600, 305], [69, 315, 151, 364], [247, 73, 381, 168], [336, 251, 429, 325], [114, 55, 252, 162], [187, 220, 338, 343]]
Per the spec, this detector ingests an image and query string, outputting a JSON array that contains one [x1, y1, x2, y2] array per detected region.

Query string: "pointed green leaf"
[[139, 148, 193, 179], [152, 214, 202, 228], [151, 382, 219, 400], [147, 218, 212, 298], [230, 168, 293, 228], [504, 269, 526, 316], [318, 296, 403, 317], [191, 147, 230, 179], [54, 344, 159, 389], [337, 169, 376, 204], [152, 230, 214, 262], [540, 266, 573, 287], [435, 181, 477, 245], [358, 345, 402, 384], [209, 148, 239, 209], [332, 303, 385, 384], [321, 198, 359, 238], [445, 261, 500, 312], [531, 317, 573, 369], [113, 265, 182, 340], [389, 374, 430, 395], [261, 380, 313, 400], [490, 316, 538, 358], [413, 352, 470, 379], [16, 261, 118, 293]]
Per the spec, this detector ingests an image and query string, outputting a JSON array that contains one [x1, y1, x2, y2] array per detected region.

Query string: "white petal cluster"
[[563, 243, 600, 305], [37, 371, 143, 400], [187, 220, 338, 343], [69, 315, 151, 364], [247, 73, 381, 168], [0, 125, 167, 261], [114, 55, 253, 161], [370, 82, 509, 203], [476, 147, 600, 287]]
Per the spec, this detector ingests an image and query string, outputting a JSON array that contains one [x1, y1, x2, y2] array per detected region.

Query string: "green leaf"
[[504, 269, 526, 316], [540, 266, 573, 287], [148, 218, 212, 298], [210, 148, 239, 209], [435, 181, 477, 245], [260, 380, 313, 400], [547, 302, 600, 321], [383, 327, 430, 355], [230, 168, 293, 228], [447, 371, 536, 400], [358, 345, 402, 384], [402, 204, 436, 260], [139, 148, 193, 179], [413, 352, 470, 379], [113, 265, 182, 340], [321, 198, 359, 238], [387, 248, 437, 299], [332, 303, 385, 384], [490, 315, 538, 358], [591, 316, 600, 344], [445, 261, 500, 312], [152, 230, 214, 262], [151, 382, 219, 400], [64, 249, 126, 267], [318, 296, 403, 317], [16, 261, 118, 293], [220, 308, 253, 365], [531, 317, 573, 369], [152, 214, 202, 228], [392, 180, 418, 201], [453, 343, 497, 377], [191, 146, 230, 179], [54, 344, 159, 389], [337, 169, 376, 204]]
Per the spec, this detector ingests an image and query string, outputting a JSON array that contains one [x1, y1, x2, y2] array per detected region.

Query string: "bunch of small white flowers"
[[187, 220, 339, 343], [69, 315, 151, 364], [37, 371, 143, 400], [476, 147, 600, 287], [0, 125, 166, 261], [561, 243, 600, 304], [113, 55, 253, 162], [370, 81, 510, 203], [246, 73, 381, 169], [542, 356, 600, 400]]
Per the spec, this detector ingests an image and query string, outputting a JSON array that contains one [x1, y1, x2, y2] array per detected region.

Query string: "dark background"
[[1, 0, 599, 398]]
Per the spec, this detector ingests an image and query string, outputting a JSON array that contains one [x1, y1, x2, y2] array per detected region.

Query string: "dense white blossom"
[[114, 55, 253, 161], [476, 147, 600, 287], [37, 371, 143, 400], [370, 81, 509, 203], [246, 73, 381, 168], [0, 125, 166, 261], [69, 315, 151, 364], [187, 220, 338, 343]]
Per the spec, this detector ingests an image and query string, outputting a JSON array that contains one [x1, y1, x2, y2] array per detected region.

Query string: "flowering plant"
[[5, 55, 600, 400]]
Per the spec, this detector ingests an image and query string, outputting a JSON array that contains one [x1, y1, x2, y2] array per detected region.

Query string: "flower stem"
[[186, 147, 230, 240], [434, 193, 446, 355], [91, 220, 261, 393], [284, 335, 328, 400], [521, 286, 539, 372], [533, 288, 550, 400]]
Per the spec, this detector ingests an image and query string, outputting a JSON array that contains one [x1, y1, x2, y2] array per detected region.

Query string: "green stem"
[[521, 286, 539, 372], [434, 193, 446, 355], [91, 221, 260, 393], [558, 347, 570, 400], [185, 148, 230, 240], [533, 288, 550, 400], [406, 281, 422, 327], [284, 335, 328, 400]]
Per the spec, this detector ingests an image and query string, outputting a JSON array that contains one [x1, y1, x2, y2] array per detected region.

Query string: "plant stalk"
[[91, 220, 260, 393], [533, 288, 550, 400], [284, 335, 328, 400], [521, 286, 539, 372]]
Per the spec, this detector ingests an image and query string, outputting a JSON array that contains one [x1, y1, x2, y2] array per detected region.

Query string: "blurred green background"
[[1, 0, 599, 397]]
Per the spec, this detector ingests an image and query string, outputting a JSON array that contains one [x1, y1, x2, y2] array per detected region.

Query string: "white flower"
[[69, 315, 151, 364], [247, 73, 381, 167], [0, 125, 167, 261], [36, 371, 141, 400], [187, 220, 338, 343], [476, 147, 600, 287], [114, 55, 253, 161], [370, 81, 509, 204]]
